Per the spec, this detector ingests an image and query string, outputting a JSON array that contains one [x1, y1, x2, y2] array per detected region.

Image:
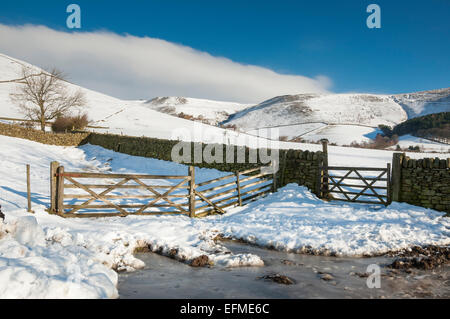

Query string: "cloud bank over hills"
[[0, 24, 331, 103]]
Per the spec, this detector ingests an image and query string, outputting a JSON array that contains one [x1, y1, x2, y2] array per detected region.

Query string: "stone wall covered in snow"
[[398, 155, 450, 213]]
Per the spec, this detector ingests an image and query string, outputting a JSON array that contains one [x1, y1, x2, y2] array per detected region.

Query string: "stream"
[[118, 241, 450, 299]]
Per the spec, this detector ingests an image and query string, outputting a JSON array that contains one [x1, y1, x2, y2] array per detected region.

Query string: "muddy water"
[[118, 242, 450, 299]]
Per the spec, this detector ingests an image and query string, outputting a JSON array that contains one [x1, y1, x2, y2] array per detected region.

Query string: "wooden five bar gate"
[[49, 161, 276, 218], [317, 164, 391, 206]]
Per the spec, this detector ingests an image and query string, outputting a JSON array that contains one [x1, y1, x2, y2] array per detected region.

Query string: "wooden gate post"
[[50, 161, 59, 213], [391, 153, 403, 202], [386, 163, 391, 204], [56, 165, 65, 214], [320, 139, 329, 198], [321, 138, 329, 161], [280, 151, 287, 187], [272, 161, 278, 193], [26, 164, 32, 213], [235, 171, 242, 206], [316, 167, 322, 198], [188, 166, 196, 217]]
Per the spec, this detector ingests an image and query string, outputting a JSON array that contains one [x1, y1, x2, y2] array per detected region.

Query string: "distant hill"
[[1, 51, 448, 149], [391, 112, 450, 144], [142, 96, 250, 125], [219, 89, 449, 145], [392, 88, 450, 119], [221, 93, 409, 131]]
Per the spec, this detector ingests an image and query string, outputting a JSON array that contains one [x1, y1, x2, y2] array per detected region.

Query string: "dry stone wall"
[[0, 123, 89, 146], [397, 155, 450, 213]]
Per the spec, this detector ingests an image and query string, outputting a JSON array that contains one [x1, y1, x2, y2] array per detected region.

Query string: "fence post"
[[391, 153, 403, 202], [280, 150, 287, 187], [316, 167, 322, 198], [188, 166, 196, 217], [50, 161, 59, 213], [235, 171, 242, 206], [386, 163, 391, 205], [26, 164, 32, 213], [56, 165, 65, 214], [272, 161, 278, 193], [320, 139, 329, 198]]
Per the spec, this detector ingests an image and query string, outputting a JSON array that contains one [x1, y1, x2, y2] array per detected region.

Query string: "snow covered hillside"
[[392, 88, 450, 119], [0, 53, 271, 146], [137, 91, 449, 146], [1, 52, 448, 149], [224, 91, 449, 146], [0, 135, 449, 298], [223, 93, 408, 130], [142, 96, 250, 125]]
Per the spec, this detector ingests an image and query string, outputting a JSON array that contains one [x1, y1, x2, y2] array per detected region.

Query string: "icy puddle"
[[118, 242, 450, 298]]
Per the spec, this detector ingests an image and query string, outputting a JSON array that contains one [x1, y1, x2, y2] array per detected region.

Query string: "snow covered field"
[[247, 124, 450, 152], [299, 124, 378, 145], [213, 185, 450, 256], [246, 122, 327, 141], [1, 135, 449, 298], [391, 135, 450, 153], [0, 215, 118, 298]]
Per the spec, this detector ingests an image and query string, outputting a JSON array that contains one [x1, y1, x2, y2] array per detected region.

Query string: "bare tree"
[[9, 66, 87, 132]]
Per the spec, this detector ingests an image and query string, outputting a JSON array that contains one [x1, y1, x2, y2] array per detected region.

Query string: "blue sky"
[[0, 0, 449, 99]]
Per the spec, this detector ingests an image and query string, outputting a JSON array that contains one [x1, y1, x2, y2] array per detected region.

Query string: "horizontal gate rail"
[[195, 187, 237, 202], [324, 176, 388, 181], [56, 172, 189, 179], [325, 183, 387, 190], [322, 166, 388, 171], [63, 194, 188, 199], [64, 204, 190, 209], [196, 173, 236, 187], [241, 185, 272, 199], [197, 180, 238, 193], [325, 190, 388, 198], [240, 178, 273, 190], [237, 167, 262, 175], [63, 184, 190, 189]]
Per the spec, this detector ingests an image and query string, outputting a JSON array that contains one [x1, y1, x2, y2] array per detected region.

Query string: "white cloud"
[[0, 24, 331, 103]]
